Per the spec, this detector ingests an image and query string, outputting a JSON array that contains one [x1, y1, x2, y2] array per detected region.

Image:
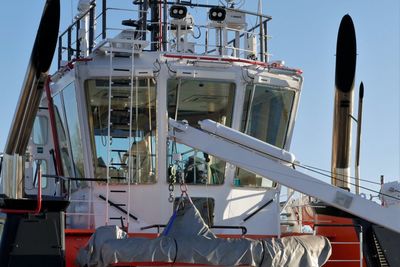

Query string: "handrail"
[[243, 199, 274, 222], [0, 163, 42, 215], [98, 194, 138, 221], [45, 76, 63, 179], [141, 224, 248, 235], [0, 153, 3, 177], [58, 0, 97, 68], [57, 1, 272, 68], [314, 224, 363, 267]]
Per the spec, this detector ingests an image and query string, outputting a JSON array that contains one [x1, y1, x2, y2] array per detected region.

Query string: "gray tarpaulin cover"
[[77, 203, 331, 267]]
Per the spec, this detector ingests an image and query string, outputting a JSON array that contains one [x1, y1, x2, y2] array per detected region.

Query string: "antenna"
[[354, 82, 364, 194]]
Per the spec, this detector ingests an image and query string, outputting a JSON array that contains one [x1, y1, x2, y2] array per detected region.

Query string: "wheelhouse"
[[26, 1, 303, 236]]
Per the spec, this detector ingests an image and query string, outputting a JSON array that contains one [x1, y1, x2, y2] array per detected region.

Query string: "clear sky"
[[0, 1, 398, 197]]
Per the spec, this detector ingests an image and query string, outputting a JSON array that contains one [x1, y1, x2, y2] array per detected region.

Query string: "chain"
[[168, 164, 177, 202]]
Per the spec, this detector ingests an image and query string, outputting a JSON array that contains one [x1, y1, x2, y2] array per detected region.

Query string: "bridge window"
[[32, 116, 48, 146], [167, 79, 235, 185], [53, 82, 84, 178], [86, 78, 157, 184], [235, 85, 295, 188], [33, 160, 48, 188]]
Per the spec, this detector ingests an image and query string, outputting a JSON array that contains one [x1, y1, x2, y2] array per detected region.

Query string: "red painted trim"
[[0, 165, 42, 214], [128, 233, 159, 238], [45, 76, 64, 177], [66, 57, 93, 69], [112, 262, 210, 266], [65, 229, 95, 235]]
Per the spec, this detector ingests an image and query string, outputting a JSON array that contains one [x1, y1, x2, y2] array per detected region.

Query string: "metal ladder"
[[104, 41, 136, 231], [372, 231, 389, 267]]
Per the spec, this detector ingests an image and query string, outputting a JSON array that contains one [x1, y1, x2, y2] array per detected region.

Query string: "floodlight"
[[170, 5, 187, 20], [209, 7, 226, 22]]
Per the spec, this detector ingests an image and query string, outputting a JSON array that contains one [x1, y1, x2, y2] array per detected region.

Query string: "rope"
[[295, 164, 400, 201], [301, 164, 381, 186], [200, 128, 400, 201], [163, 209, 178, 236]]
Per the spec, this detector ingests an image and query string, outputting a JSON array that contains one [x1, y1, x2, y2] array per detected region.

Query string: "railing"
[[57, 0, 271, 69], [0, 153, 3, 177], [280, 198, 364, 266], [58, 0, 98, 68], [314, 224, 363, 267], [141, 224, 248, 236]]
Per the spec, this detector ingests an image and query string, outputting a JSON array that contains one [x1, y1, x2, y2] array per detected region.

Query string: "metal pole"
[[102, 0, 107, 39], [58, 36, 62, 69], [76, 20, 81, 57], [150, 0, 160, 51], [259, 17, 264, 62], [258, 0, 264, 62], [355, 82, 364, 194], [163, 0, 168, 51], [139, 0, 149, 41], [263, 20, 268, 62], [359, 230, 363, 267], [380, 175, 385, 206], [67, 28, 72, 61], [89, 4, 95, 54]]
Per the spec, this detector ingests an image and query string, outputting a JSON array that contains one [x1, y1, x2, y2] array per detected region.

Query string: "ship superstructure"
[[0, 1, 399, 267]]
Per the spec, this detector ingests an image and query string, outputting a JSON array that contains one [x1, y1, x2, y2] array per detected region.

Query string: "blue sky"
[[0, 1, 398, 196]]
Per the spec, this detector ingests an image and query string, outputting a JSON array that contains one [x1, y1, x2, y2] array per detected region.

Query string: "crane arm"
[[168, 118, 400, 234]]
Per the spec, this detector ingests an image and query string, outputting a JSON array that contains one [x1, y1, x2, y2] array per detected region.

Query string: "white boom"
[[168, 119, 400, 234]]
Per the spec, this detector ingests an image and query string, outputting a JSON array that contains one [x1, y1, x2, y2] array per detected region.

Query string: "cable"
[[153, 59, 162, 77], [241, 65, 252, 83], [200, 128, 400, 201], [294, 163, 400, 200], [165, 60, 177, 74], [301, 164, 381, 186], [192, 25, 202, 39]]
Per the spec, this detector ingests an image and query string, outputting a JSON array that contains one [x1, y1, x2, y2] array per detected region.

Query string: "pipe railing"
[[314, 224, 363, 267], [57, 1, 271, 68]]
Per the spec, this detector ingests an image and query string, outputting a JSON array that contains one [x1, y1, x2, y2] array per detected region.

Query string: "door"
[[25, 108, 58, 196]]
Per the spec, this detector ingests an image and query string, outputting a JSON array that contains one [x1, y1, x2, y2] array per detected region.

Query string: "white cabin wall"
[[57, 53, 299, 236]]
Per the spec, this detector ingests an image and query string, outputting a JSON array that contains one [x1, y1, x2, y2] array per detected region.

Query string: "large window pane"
[[236, 85, 295, 188], [86, 78, 157, 184], [53, 94, 75, 177], [63, 84, 85, 177], [53, 83, 85, 178], [167, 79, 235, 185], [32, 116, 48, 145], [33, 160, 48, 188]]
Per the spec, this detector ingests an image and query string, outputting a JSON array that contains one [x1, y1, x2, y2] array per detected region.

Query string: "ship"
[[0, 0, 399, 266]]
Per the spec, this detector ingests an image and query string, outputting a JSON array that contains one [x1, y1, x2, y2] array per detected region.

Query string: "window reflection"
[[32, 116, 48, 145], [33, 160, 47, 188], [236, 85, 295, 188], [53, 94, 75, 177], [167, 79, 235, 185], [86, 78, 157, 184], [52, 83, 84, 178], [63, 84, 85, 178]]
